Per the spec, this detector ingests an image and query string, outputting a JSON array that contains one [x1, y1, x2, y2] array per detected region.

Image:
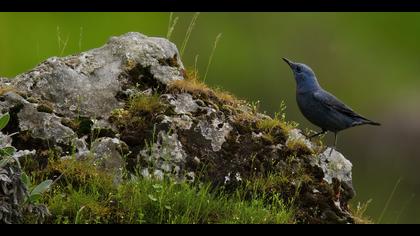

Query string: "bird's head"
[[282, 58, 320, 92]]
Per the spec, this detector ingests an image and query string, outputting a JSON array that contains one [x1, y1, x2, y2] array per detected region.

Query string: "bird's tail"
[[352, 117, 381, 127], [364, 120, 381, 126]]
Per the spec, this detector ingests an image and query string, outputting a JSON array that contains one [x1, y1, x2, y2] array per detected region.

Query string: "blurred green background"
[[1, 12, 419, 224]]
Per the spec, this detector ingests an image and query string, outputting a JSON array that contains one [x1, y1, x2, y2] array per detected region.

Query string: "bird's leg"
[[308, 129, 327, 139], [329, 132, 338, 156]]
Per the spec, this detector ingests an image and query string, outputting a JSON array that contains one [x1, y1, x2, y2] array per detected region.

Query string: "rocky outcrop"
[[0, 32, 355, 223]]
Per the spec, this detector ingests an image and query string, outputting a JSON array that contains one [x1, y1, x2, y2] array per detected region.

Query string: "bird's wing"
[[312, 90, 367, 120]]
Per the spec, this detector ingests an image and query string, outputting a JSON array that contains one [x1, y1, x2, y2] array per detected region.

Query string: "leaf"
[[0, 113, 10, 130], [0, 147, 16, 157], [21, 172, 31, 189], [0, 158, 11, 168], [28, 193, 42, 203], [148, 194, 157, 202], [30, 179, 53, 196], [75, 206, 86, 224], [152, 184, 163, 189]]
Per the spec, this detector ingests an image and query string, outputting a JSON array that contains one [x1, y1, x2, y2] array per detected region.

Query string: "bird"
[[282, 58, 380, 153]]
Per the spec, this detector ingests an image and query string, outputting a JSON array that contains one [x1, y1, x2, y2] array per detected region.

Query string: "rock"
[[139, 131, 187, 181], [0, 32, 357, 224], [286, 128, 313, 151], [195, 117, 233, 152], [164, 93, 199, 114], [311, 148, 356, 202], [313, 148, 353, 187], [90, 137, 128, 184]]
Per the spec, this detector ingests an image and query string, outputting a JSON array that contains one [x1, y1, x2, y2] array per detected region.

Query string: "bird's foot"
[[306, 130, 327, 140]]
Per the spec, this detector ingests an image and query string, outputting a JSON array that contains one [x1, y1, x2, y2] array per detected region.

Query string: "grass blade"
[[394, 193, 415, 223], [180, 12, 200, 57], [79, 26, 83, 51], [194, 54, 199, 73], [378, 177, 402, 223], [203, 33, 222, 82], [167, 13, 179, 40]]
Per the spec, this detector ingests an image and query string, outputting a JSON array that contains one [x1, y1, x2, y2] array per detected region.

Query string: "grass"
[[256, 103, 297, 144], [180, 12, 200, 57], [378, 177, 402, 224], [128, 93, 164, 115], [203, 33, 222, 83], [166, 13, 179, 40], [31, 157, 295, 224], [350, 200, 373, 224]]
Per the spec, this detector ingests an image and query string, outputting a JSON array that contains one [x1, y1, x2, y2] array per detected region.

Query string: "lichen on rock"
[[138, 131, 187, 180], [196, 117, 233, 152]]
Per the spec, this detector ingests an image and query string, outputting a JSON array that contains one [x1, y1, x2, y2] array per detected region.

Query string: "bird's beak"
[[282, 57, 294, 67]]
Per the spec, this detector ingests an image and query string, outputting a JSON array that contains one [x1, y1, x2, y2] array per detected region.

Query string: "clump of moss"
[[285, 138, 314, 156], [128, 93, 164, 116], [0, 86, 15, 96], [256, 117, 289, 144], [169, 69, 243, 107], [109, 93, 167, 148], [110, 93, 166, 131], [61, 116, 93, 137]]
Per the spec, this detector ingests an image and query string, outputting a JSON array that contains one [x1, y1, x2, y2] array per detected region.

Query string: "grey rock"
[[286, 128, 313, 151], [5, 32, 184, 121], [18, 102, 76, 145], [139, 131, 187, 180], [311, 148, 354, 193], [90, 137, 127, 183], [196, 117, 233, 152], [164, 93, 199, 114], [161, 114, 193, 130]]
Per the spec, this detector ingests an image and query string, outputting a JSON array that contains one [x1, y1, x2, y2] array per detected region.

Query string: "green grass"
[[32, 158, 295, 224]]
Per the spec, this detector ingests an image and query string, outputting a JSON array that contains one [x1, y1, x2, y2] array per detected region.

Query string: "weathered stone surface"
[[0, 32, 357, 224]]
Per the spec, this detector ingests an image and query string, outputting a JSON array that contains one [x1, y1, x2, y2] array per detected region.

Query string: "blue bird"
[[282, 58, 380, 152]]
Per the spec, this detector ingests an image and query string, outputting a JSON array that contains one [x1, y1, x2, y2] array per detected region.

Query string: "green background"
[[1, 12, 419, 223]]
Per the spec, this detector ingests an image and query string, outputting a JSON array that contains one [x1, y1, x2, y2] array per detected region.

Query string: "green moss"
[[256, 118, 289, 144], [285, 139, 314, 156], [60, 116, 93, 136], [128, 93, 164, 115]]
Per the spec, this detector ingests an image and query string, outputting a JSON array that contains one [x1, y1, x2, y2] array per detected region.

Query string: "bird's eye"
[[295, 66, 302, 73]]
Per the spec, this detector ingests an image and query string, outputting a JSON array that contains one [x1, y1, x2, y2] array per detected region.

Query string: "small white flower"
[[235, 172, 242, 182], [186, 172, 195, 182], [141, 168, 150, 178], [224, 172, 231, 184]]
